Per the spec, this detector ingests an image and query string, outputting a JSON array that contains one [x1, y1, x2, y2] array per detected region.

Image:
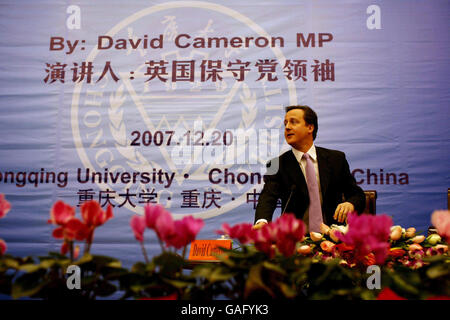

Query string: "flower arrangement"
[[0, 194, 11, 256], [218, 213, 305, 258], [0, 192, 449, 300], [130, 204, 204, 262], [0, 197, 125, 299], [47, 200, 114, 260], [211, 211, 449, 299], [125, 205, 204, 299]]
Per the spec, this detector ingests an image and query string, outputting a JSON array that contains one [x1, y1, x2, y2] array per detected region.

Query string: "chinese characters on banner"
[[44, 59, 335, 84]]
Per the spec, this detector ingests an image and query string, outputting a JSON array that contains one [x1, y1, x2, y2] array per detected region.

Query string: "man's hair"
[[285, 105, 318, 140]]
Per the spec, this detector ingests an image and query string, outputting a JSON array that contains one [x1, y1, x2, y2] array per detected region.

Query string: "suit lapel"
[[317, 147, 330, 198]]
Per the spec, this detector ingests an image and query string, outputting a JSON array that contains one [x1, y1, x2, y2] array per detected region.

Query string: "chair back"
[[363, 190, 377, 215]]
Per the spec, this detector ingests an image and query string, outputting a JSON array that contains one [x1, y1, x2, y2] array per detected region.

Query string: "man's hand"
[[333, 202, 355, 223], [253, 221, 268, 230]]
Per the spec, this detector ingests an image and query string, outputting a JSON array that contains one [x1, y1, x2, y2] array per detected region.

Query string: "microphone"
[[282, 185, 296, 215]]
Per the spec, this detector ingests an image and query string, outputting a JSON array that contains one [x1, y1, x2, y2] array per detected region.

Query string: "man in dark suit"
[[254, 106, 365, 232]]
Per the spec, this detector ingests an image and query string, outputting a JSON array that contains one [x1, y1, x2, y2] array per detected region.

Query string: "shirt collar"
[[292, 144, 317, 163]]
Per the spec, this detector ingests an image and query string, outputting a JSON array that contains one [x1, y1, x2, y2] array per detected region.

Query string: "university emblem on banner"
[[71, 1, 297, 218]]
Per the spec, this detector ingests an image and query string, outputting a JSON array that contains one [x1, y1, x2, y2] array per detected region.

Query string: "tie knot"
[[303, 153, 310, 160]]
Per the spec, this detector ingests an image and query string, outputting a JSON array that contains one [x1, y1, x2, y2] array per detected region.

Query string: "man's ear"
[[308, 124, 314, 134]]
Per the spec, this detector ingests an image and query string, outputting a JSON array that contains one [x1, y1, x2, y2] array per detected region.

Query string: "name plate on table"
[[188, 240, 232, 261]]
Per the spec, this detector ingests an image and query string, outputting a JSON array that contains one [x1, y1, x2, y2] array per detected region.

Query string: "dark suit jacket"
[[254, 147, 365, 225]]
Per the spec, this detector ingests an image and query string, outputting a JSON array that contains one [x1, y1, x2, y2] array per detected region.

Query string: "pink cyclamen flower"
[[0, 239, 6, 255], [431, 210, 450, 242], [144, 204, 204, 249], [81, 200, 113, 227], [217, 223, 255, 244], [178, 216, 204, 244], [64, 218, 90, 241], [48, 200, 76, 225], [166, 216, 204, 249], [336, 213, 392, 265], [154, 209, 176, 244], [144, 204, 168, 230], [274, 214, 305, 257], [130, 215, 146, 242], [252, 223, 279, 258], [0, 194, 11, 219], [51, 218, 89, 241], [275, 213, 305, 239]]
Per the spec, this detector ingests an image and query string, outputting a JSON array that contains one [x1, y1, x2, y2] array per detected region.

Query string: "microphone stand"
[[281, 185, 296, 215]]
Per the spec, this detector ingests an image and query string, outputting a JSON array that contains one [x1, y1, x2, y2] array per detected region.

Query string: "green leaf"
[[18, 263, 41, 273], [275, 281, 297, 298], [131, 262, 153, 275], [163, 278, 192, 289], [262, 261, 286, 275], [390, 272, 420, 296], [190, 265, 213, 277], [210, 268, 234, 283], [106, 260, 122, 268], [244, 264, 275, 298], [426, 264, 450, 279], [100, 267, 129, 280], [220, 257, 236, 268], [75, 253, 94, 265], [314, 260, 340, 285], [90, 254, 120, 266], [93, 281, 117, 297], [38, 259, 58, 270], [2, 258, 20, 269], [192, 266, 235, 283], [74, 254, 122, 276], [361, 290, 378, 300], [190, 263, 234, 282], [130, 284, 150, 293], [81, 275, 97, 287], [153, 252, 185, 275], [46, 252, 69, 260], [11, 271, 48, 299], [423, 255, 450, 264]]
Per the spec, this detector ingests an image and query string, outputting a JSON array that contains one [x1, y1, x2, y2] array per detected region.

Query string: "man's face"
[[284, 109, 314, 149]]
